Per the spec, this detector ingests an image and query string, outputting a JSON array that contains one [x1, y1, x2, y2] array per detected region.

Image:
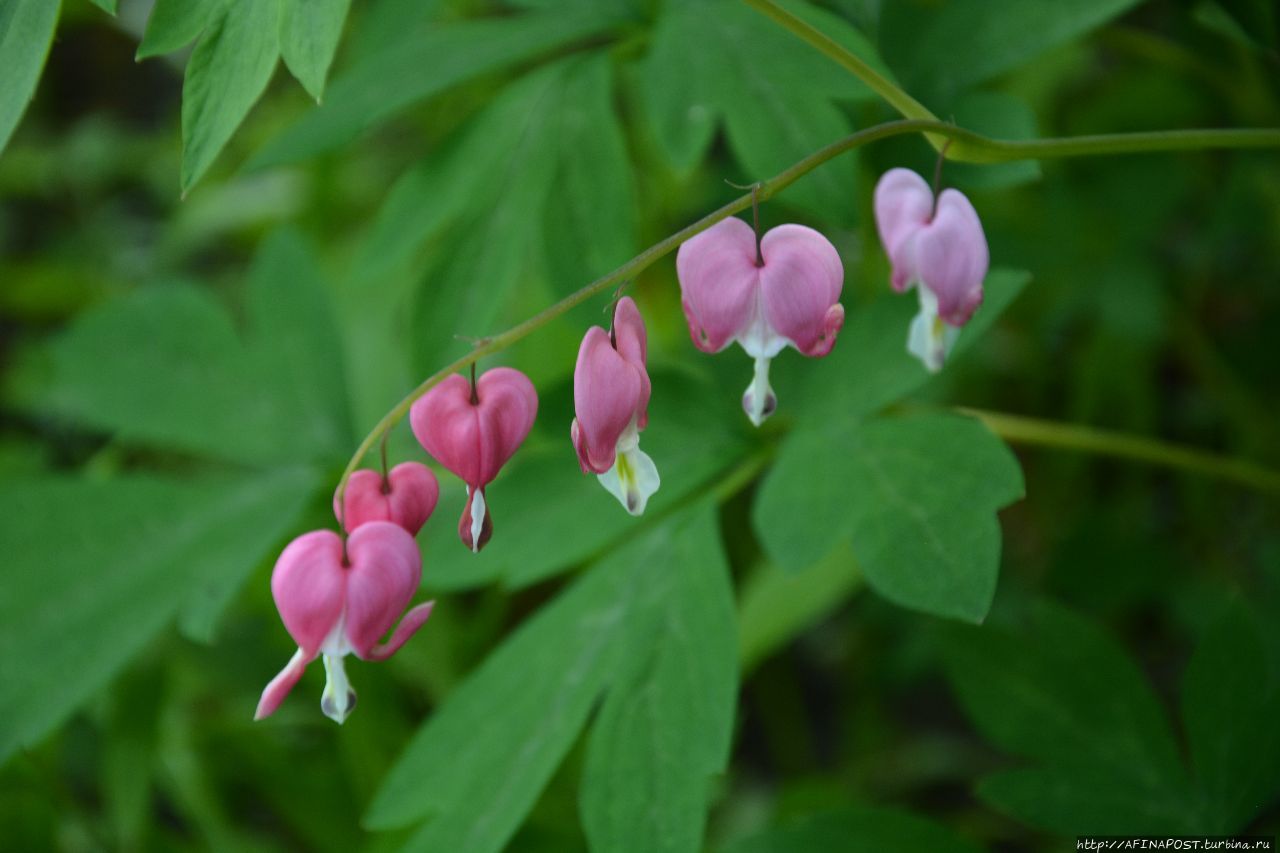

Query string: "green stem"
[[334, 118, 1280, 508], [963, 408, 1280, 493], [739, 0, 937, 124]]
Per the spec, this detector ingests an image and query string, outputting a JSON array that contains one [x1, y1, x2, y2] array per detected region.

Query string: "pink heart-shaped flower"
[[572, 298, 651, 474], [334, 462, 440, 535]]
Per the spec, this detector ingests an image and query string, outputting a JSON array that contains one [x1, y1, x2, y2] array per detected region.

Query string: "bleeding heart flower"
[[874, 167, 989, 373], [676, 217, 844, 425], [409, 366, 538, 552], [255, 521, 432, 724], [571, 297, 660, 515], [334, 461, 439, 535]]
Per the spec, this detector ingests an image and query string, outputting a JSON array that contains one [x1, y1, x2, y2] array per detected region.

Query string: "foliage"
[[1, 0, 1278, 851]]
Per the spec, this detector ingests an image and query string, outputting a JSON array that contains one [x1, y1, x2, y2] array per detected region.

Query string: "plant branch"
[[963, 408, 1280, 493], [335, 118, 1280, 509]]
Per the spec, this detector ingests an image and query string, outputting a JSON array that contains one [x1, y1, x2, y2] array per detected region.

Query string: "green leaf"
[[1181, 599, 1280, 831], [423, 369, 749, 592], [581, 507, 737, 853], [279, 0, 352, 102], [879, 0, 1144, 104], [0, 468, 319, 764], [754, 413, 1023, 622], [721, 806, 986, 853], [35, 230, 350, 469], [738, 544, 863, 673], [0, 0, 61, 157], [250, 11, 615, 168], [780, 268, 1030, 425], [181, 0, 280, 193], [86, 0, 117, 15], [640, 0, 890, 222], [136, 0, 223, 60], [367, 507, 728, 853], [946, 91, 1041, 191], [942, 601, 1194, 833]]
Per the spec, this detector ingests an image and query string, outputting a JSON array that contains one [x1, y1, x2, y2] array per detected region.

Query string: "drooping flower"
[[334, 461, 439, 536], [571, 297, 660, 515], [874, 167, 989, 373], [409, 366, 538, 552], [255, 521, 432, 724], [676, 217, 844, 425]]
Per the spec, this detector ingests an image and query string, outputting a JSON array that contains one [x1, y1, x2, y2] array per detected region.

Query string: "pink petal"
[[254, 648, 314, 720], [342, 521, 424, 659], [333, 463, 440, 535], [611, 297, 651, 428], [473, 367, 539, 485], [572, 326, 644, 474], [874, 168, 934, 292], [270, 530, 346, 656], [411, 374, 483, 486], [758, 224, 845, 357], [365, 601, 435, 661], [676, 217, 760, 352], [913, 189, 989, 326]]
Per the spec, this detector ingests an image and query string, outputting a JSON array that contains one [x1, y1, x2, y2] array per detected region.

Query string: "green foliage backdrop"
[[1, 0, 1278, 851]]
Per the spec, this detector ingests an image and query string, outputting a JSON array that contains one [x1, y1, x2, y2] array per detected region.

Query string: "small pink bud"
[[256, 521, 433, 724], [333, 462, 440, 535], [676, 217, 844, 425], [409, 367, 538, 551], [874, 168, 989, 372], [571, 297, 660, 515]]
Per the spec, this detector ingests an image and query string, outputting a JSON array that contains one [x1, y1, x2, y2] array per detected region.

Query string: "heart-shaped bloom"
[[334, 461, 439, 535], [874, 168, 989, 372], [571, 297, 660, 515], [255, 521, 433, 724], [409, 366, 538, 552], [676, 217, 844, 425]]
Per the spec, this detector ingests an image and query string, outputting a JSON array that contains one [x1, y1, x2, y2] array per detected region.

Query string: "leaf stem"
[[334, 118, 1280, 508], [962, 407, 1280, 493]]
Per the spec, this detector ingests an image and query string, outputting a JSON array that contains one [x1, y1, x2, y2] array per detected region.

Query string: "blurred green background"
[[1, 0, 1278, 851]]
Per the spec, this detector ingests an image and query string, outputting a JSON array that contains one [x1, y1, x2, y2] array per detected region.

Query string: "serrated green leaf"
[[942, 601, 1193, 833], [581, 507, 736, 853], [880, 0, 1144, 104], [367, 507, 726, 853], [180, 0, 280, 193], [754, 413, 1022, 622], [424, 369, 748, 592], [250, 11, 615, 168], [0, 0, 61, 157], [721, 806, 986, 853], [136, 0, 223, 60], [780, 267, 1029, 424], [640, 0, 889, 222], [279, 0, 351, 102], [34, 230, 350, 470], [0, 468, 319, 764], [1181, 599, 1280, 831]]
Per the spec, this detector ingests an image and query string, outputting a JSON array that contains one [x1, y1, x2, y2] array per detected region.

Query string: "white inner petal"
[[469, 487, 487, 553], [320, 653, 355, 724], [906, 284, 960, 373], [742, 355, 776, 427], [596, 426, 661, 516]]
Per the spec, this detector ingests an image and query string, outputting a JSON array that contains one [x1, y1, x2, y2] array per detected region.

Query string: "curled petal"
[[676, 217, 760, 352], [334, 462, 440, 535], [366, 601, 435, 661], [758, 224, 845, 357], [254, 648, 313, 721], [914, 189, 988, 326], [874, 168, 934, 292], [270, 530, 346, 656], [342, 521, 423, 658], [573, 327, 644, 474]]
